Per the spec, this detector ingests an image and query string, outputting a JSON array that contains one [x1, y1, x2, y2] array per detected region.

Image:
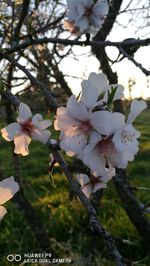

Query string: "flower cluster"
[[64, 0, 109, 35], [0, 74, 147, 202], [54, 72, 147, 197]]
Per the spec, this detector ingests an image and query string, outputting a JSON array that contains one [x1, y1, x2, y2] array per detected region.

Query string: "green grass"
[[0, 106, 150, 266]]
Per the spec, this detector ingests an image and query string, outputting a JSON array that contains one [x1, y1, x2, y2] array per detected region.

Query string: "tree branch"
[[12, 0, 30, 44], [119, 46, 150, 76], [0, 53, 57, 110], [49, 144, 130, 266], [4, 37, 150, 55], [113, 170, 150, 250]]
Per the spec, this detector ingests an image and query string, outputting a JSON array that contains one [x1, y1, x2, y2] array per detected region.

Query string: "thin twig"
[[119, 46, 150, 76], [1, 53, 57, 109]]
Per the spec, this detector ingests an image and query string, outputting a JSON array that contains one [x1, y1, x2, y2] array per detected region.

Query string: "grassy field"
[[0, 104, 150, 266]]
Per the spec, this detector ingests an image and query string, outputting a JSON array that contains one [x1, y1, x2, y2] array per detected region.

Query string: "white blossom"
[[64, 0, 109, 34], [76, 167, 115, 197], [0, 177, 19, 220], [1, 103, 52, 156], [80, 72, 124, 110], [54, 95, 102, 156], [80, 72, 108, 110], [80, 111, 126, 177], [81, 100, 147, 177], [113, 100, 147, 155]]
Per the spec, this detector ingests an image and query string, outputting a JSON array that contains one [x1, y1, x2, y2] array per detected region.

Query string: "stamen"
[[121, 131, 135, 144], [98, 137, 115, 156], [84, 7, 93, 17], [21, 120, 35, 133], [79, 121, 92, 133]]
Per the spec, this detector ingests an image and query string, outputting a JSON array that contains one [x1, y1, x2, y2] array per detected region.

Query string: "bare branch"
[[4, 37, 150, 55], [118, 46, 150, 76], [20, 12, 66, 39], [12, 0, 30, 43], [2, 89, 21, 107], [113, 170, 150, 248], [1, 53, 57, 110]]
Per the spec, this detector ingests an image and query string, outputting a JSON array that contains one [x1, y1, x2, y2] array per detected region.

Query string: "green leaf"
[[107, 86, 118, 110]]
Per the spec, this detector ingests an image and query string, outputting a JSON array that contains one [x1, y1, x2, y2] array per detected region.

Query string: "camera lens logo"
[[7, 254, 22, 262]]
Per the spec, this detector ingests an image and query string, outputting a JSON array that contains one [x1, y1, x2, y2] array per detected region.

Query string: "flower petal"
[[113, 85, 124, 101], [81, 146, 108, 177], [67, 95, 89, 121], [0, 177, 19, 205], [89, 131, 102, 145], [68, 0, 86, 20], [127, 100, 147, 124], [17, 103, 32, 122], [34, 119, 52, 130], [108, 149, 128, 169], [81, 132, 101, 158], [105, 166, 116, 181], [113, 124, 140, 154], [76, 174, 89, 187], [93, 0, 109, 17], [99, 166, 116, 183], [32, 129, 51, 144], [75, 16, 89, 31], [32, 114, 43, 123], [54, 107, 80, 133], [81, 73, 107, 109], [91, 111, 125, 136], [1, 123, 22, 141], [60, 133, 87, 155], [93, 181, 107, 193], [0, 206, 7, 220], [90, 15, 103, 28], [82, 184, 92, 197], [123, 150, 135, 162], [14, 134, 31, 156]]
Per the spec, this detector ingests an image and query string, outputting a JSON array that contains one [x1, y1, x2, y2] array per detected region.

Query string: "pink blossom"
[[76, 167, 115, 197], [80, 111, 126, 177], [1, 103, 52, 156], [54, 72, 125, 160], [54, 95, 102, 156], [113, 100, 147, 155], [81, 100, 147, 177]]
